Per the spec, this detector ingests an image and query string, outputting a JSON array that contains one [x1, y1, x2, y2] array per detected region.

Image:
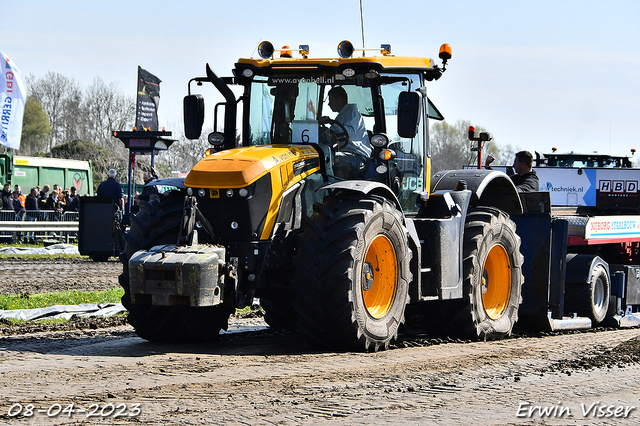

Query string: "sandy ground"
[[0, 257, 639, 425]]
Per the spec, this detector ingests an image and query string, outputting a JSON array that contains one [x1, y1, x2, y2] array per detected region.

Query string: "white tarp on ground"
[[0, 303, 126, 321], [0, 244, 79, 255]]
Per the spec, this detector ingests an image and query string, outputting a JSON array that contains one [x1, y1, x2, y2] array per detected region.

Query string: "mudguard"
[[431, 169, 523, 216], [319, 180, 403, 213]]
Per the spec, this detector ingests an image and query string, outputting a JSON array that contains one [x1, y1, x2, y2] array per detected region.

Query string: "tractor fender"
[[431, 169, 523, 216], [319, 180, 403, 212]]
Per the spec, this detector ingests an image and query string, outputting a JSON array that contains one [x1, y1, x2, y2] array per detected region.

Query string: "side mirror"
[[397, 91, 421, 138], [184, 94, 205, 140]]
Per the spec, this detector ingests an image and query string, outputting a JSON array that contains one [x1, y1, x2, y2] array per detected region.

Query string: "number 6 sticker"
[[292, 121, 318, 144]]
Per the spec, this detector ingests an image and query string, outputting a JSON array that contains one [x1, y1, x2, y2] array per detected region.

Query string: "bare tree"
[[83, 77, 135, 149], [430, 120, 501, 173], [25, 71, 77, 152], [157, 129, 211, 173], [430, 120, 469, 173], [59, 84, 84, 143], [25, 72, 135, 156]]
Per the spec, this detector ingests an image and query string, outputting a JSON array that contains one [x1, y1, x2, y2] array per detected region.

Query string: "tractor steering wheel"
[[322, 119, 350, 150]]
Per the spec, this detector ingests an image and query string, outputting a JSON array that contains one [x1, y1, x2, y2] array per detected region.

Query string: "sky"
[[4, 0, 640, 159]]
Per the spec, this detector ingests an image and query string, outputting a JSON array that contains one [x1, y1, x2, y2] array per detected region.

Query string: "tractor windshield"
[[247, 77, 374, 146], [244, 72, 427, 212]]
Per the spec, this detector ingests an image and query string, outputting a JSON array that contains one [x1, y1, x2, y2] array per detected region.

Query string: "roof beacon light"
[[337, 40, 392, 58], [337, 40, 354, 58], [280, 45, 292, 58], [258, 41, 309, 59], [258, 41, 275, 59], [439, 43, 452, 62]]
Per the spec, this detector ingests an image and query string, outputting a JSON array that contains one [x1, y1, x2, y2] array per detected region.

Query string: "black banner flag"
[[135, 67, 161, 131]]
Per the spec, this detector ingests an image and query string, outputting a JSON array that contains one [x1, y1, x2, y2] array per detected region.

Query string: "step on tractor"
[[120, 40, 639, 351]]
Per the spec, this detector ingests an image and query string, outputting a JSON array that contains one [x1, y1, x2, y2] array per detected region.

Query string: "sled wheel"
[[566, 263, 610, 326], [293, 193, 411, 352]]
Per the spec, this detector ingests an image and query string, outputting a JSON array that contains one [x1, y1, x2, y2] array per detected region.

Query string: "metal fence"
[[0, 210, 79, 243]]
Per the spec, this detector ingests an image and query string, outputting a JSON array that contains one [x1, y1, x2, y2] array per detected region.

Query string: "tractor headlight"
[[226, 189, 234, 198], [238, 188, 249, 198], [370, 133, 389, 148], [208, 132, 225, 146], [187, 187, 193, 196], [197, 188, 206, 198]]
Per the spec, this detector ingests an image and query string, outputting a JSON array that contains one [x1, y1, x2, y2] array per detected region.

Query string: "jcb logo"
[[599, 180, 637, 193], [402, 177, 424, 191]]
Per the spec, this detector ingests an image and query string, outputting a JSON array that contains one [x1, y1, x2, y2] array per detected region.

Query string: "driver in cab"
[[318, 86, 371, 179]]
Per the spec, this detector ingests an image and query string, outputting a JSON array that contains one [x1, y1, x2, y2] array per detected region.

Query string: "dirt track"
[[1, 257, 640, 425]]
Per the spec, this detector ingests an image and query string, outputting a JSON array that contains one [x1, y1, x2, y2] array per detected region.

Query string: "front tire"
[[293, 193, 411, 352]]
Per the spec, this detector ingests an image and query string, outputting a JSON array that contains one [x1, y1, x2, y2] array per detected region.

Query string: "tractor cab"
[[184, 40, 451, 213]]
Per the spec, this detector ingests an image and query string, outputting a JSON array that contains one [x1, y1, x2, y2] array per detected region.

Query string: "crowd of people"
[[1, 183, 80, 216], [1, 183, 80, 243], [0, 168, 159, 245]]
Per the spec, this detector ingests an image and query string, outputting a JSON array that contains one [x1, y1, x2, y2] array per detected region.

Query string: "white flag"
[[0, 51, 26, 150], [306, 86, 316, 120]]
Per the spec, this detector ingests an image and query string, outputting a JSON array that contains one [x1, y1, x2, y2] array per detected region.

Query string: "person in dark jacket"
[[46, 189, 63, 220], [1, 183, 13, 211], [66, 186, 79, 212], [97, 169, 124, 210], [485, 151, 539, 193], [25, 187, 39, 243]]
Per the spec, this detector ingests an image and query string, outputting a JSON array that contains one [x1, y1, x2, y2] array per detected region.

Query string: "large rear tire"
[[434, 207, 523, 340], [293, 193, 411, 352], [119, 191, 233, 342]]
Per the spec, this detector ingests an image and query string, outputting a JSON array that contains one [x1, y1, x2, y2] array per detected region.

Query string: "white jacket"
[[331, 104, 371, 158]]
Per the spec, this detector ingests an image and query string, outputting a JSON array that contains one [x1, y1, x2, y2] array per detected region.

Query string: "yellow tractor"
[[120, 41, 525, 351]]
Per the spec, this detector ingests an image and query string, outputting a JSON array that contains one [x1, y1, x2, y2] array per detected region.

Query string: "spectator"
[[47, 189, 63, 220], [1, 183, 13, 211], [14, 185, 26, 213], [66, 186, 79, 212], [39, 184, 50, 210], [25, 187, 39, 243], [97, 169, 124, 211], [10, 190, 24, 243], [131, 191, 141, 214], [57, 190, 67, 213], [13, 190, 25, 220], [140, 171, 160, 201]]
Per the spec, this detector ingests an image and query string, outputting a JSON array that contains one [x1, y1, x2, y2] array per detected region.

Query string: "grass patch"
[[0, 253, 83, 259], [0, 288, 124, 310]]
